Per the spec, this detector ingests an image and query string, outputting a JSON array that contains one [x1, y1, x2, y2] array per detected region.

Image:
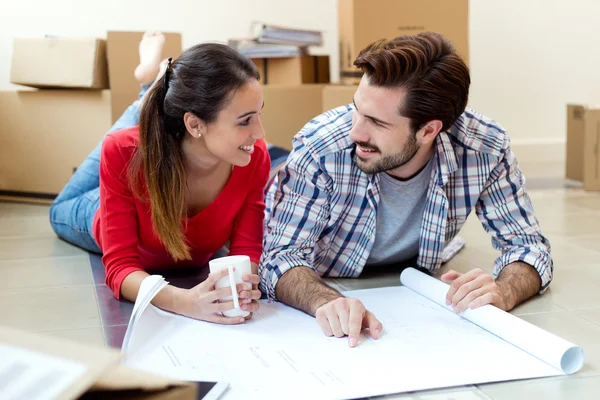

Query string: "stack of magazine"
[[228, 21, 323, 58]]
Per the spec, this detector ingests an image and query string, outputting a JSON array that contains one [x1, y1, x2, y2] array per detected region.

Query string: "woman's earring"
[[197, 133, 202, 138]]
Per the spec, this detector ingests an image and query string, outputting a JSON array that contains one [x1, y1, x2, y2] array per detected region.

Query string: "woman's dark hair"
[[129, 43, 260, 261]]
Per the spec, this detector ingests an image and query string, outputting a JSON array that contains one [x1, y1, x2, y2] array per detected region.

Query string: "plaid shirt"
[[260, 105, 553, 300]]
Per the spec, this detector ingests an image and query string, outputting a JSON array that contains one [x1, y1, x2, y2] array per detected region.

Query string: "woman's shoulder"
[[102, 126, 140, 160]]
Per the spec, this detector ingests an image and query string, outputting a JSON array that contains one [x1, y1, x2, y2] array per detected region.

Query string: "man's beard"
[[354, 133, 419, 174]]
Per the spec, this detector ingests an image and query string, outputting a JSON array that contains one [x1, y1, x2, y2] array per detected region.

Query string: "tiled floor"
[[1, 160, 599, 399]]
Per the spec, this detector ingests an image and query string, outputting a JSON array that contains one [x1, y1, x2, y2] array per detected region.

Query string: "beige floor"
[[1, 160, 599, 399]]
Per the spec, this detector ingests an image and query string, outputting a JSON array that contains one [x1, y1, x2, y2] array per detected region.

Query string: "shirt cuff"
[[493, 247, 553, 294], [259, 253, 311, 301]]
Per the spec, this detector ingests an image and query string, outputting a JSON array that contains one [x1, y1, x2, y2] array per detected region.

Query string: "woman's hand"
[[176, 269, 261, 324], [240, 273, 262, 320]]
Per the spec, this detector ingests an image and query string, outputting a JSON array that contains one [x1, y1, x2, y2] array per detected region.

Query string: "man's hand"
[[441, 268, 513, 313], [315, 297, 382, 348], [441, 262, 541, 314], [275, 266, 382, 348]]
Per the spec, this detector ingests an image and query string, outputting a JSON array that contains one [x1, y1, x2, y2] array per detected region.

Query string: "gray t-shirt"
[[366, 157, 434, 266]]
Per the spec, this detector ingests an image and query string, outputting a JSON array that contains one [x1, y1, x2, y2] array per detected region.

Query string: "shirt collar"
[[433, 131, 459, 187]]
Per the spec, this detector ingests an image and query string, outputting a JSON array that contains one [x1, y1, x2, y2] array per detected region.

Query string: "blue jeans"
[[49, 86, 149, 253], [49, 85, 291, 254]]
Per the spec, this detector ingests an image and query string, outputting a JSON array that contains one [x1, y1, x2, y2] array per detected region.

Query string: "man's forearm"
[[275, 266, 342, 316], [497, 261, 542, 310]]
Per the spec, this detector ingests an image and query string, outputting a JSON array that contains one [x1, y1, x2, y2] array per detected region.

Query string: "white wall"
[[468, 0, 600, 159], [2, 0, 600, 152], [0, 0, 339, 87]]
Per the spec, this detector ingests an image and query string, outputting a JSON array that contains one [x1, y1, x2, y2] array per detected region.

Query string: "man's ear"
[[183, 112, 207, 139], [416, 120, 443, 145]]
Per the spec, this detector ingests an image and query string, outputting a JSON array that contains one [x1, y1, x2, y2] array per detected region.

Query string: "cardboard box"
[[0, 325, 197, 399], [107, 31, 182, 124], [338, 0, 469, 81], [566, 105, 585, 182], [0, 90, 111, 200], [10, 32, 182, 123], [583, 109, 600, 191], [10, 37, 108, 89], [261, 85, 324, 150], [252, 56, 330, 85], [322, 84, 358, 111], [566, 104, 600, 191], [0, 83, 351, 202]]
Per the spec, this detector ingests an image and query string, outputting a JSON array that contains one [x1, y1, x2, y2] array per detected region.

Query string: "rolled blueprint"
[[400, 267, 584, 374]]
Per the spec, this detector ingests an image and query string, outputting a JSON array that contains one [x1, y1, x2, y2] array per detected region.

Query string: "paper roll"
[[400, 267, 584, 374]]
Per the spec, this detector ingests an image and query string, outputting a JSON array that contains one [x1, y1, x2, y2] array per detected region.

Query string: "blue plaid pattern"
[[259, 105, 553, 300]]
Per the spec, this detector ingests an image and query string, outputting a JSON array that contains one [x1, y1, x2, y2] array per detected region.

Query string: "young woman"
[[49, 32, 270, 325]]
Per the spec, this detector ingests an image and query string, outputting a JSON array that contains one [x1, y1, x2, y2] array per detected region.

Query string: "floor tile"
[[42, 327, 105, 347], [0, 203, 55, 239], [518, 311, 600, 376], [0, 255, 92, 292], [0, 202, 50, 218], [0, 235, 86, 260], [0, 215, 54, 238], [368, 385, 490, 399], [565, 196, 600, 213], [478, 374, 600, 400], [547, 264, 600, 311], [563, 234, 600, 254], [441, 247, 497, 275], [95, 284, 133, 327], [510, 291, 566, 315], [544, 241, 600, 267], [576, 309, 600, 326], [0, 286, 100, 332], [539, 213, 600, 237], [104, 324, 127, 349], [454, 217, 493, 248], [89, 252, 106, 286]]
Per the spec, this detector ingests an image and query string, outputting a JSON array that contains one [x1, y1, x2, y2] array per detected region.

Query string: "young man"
[[259, 32, 552, 347]]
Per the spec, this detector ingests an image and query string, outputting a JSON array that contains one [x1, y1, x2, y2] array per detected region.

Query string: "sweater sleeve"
[[227, 141, 271, 264], [98, 133, 144, 299]]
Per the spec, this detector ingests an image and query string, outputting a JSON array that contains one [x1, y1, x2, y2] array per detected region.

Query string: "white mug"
[[208, 255, 252, 318]]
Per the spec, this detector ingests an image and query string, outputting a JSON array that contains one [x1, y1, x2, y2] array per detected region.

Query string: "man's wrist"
[[275, 266, 342, 316], [311, 292, 344, 315], [496, 261, 541, 310], [495, 279, 517, 310]]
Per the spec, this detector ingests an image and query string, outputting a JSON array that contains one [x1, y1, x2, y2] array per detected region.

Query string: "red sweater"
[[93, 127, 270, 299]]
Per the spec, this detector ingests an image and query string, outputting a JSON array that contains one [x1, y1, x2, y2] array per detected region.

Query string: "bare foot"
[[139, 58, 170, 107], [134, 31, 166, 85]]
